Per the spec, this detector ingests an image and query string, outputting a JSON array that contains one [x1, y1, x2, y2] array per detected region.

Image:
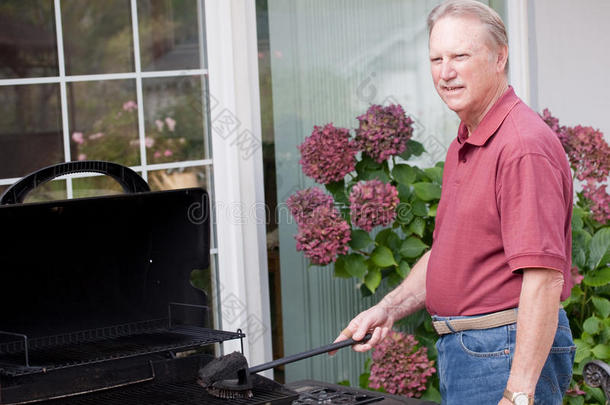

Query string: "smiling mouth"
[[443, 86, 463, 91]]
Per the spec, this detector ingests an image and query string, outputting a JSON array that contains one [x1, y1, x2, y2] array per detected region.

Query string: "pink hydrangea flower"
[[123, 100, 138, 112], [355, 104, 414, 163], [88, 132, 104, 140], [145, 137, 155, 148], [583, 181, 610, 223], [163, 149, 173, 157], [72, 132, 84, 145], [369, 331, 436, 398], [77, 153, 87, 161], [287, 187, 335, 226], [155, 119, 164, 131], [165, 117, 176, 132], [349, 180, 399, 231], [541, 109, 610, 224], [294, 205, 350, 265], [154, 151, 162, 159], [298, 123, 358, 184]]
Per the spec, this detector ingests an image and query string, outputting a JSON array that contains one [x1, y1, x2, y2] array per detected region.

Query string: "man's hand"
[[331, 250, 431, 355], [331, 304, 394, 354]]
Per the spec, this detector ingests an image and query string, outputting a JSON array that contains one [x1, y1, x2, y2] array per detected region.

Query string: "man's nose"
[[440, 61, 457, 81]]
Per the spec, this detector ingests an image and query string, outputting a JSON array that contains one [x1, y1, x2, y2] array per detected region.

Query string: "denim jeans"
[[433, 308, 576, 405]]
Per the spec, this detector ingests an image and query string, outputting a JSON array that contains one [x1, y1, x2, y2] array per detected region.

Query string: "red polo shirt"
[[425, 87, 573, 316]]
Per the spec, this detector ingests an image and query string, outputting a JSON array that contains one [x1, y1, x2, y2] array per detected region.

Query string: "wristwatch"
[[503, 389, 534, 405]]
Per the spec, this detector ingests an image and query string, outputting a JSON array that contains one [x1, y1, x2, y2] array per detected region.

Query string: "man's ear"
[[496, 45, 508, 72]]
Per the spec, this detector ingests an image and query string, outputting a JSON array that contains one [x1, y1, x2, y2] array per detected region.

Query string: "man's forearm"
[[506, 268, 564, 395], [378, 249, 431, 322]]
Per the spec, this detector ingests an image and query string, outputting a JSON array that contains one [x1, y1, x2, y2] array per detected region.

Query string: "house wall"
[[529, 0, 610, 141]]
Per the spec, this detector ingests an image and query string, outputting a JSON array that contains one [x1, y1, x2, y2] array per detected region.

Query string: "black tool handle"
[[248, 333, 372, 374], [0, 161, 150, 205]]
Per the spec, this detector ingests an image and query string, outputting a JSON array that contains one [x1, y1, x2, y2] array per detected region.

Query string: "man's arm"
[[333, 249, 431, 352], [499, 268, 564, 404]]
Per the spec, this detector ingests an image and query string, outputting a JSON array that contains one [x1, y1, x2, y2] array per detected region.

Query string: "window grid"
[[0, 0, 211, 197]]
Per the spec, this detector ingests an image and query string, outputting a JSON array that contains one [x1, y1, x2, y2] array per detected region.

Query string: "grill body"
[[0, 187, 257, 403]]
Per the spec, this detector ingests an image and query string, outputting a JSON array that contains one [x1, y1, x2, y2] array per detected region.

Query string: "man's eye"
[[430, 58, 441, 63], [456, 54, 467, 60]]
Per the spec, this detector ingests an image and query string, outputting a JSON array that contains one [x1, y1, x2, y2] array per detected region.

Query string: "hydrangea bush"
[[289, 104, 441, 401], [541, 109, 610, 405], [289, 104, 441, 296]]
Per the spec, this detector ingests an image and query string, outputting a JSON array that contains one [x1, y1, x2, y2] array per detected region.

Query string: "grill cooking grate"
[[0, 322, 243, 377], [39, 380, 298, 405]]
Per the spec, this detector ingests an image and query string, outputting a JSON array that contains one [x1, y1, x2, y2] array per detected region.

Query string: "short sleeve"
[[496, 153, 569, 273]]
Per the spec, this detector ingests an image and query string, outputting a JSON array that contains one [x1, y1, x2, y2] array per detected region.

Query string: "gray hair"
[[427, 0, 508, 71]]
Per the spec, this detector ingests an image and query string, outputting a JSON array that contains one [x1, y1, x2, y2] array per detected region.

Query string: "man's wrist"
[[503, 388, 534, 405]]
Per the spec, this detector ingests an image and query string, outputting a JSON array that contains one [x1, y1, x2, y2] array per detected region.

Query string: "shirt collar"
[[457, 86, 521, 146]]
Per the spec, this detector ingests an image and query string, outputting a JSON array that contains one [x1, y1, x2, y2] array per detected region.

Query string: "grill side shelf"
[[0, 321, 244, 377]]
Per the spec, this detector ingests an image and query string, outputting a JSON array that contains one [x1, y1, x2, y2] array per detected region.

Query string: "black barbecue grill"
[[0, 162, 431, 405]]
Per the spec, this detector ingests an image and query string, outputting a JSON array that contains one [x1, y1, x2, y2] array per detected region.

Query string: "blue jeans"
[[433, 308, 575, 405]]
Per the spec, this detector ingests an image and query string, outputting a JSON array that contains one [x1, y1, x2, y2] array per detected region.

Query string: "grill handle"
[[248, 333, 372, 374], [0, 161, 150, 205]]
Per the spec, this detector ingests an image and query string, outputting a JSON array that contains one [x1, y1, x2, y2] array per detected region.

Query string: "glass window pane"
[[0, 84, 63, 178], [23, 179, 67, 203], [142, 76, 208, 163], [0, 1, 59, 79], [72, 174, 127, 199], [68, 80, 140, 166], [148, 165, 210, 191], [138, 0, 202, 71], [61, 0, 134, 75]]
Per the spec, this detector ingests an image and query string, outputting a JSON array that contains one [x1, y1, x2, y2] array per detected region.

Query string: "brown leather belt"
[[432, 308, 518, 335]]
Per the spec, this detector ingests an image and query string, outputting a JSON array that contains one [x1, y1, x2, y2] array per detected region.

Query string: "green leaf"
[[387, 272, 403, 287], [584, 386, 606, 404], [333, 255, 351, 278], [371, 246, 397, 267], [592, 296, 610, 319], [566, 395, 584, 405], [397, 183, 412, 201], [396, 205, 414, 224], [408, 217, 426, 237], [420, 385, 442, 402], [411, 198, 428, 217], [589, 227, 610, 270], [574, 339, 592, 363], [428, 203, 438, 217], [392, 164, 417, 185], [349, 230, 374, 250], [325, 180, 348, 204], [344, 253, 368, 279], [397, 261, 410, 278], [584, 267, 610, 287], [413, 182, 441, 201], [399, 236, 428, 258], [375, 229, 397, 245], [360, 169, 390, 183], [591, 343, 610, 360], [399, 140, 425, 160], [572, 206, 585, 231], [337, 380, 350, 387], [358, 372, 371, 389], [364, 268, 382, 293], [572, 229, 592, 270], [359, 283, 373, 297], [423, 166, 443, 183], [583, 316, 601, 335]]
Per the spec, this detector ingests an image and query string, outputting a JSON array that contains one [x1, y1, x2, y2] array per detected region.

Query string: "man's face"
[[429, 16, 506, 127]]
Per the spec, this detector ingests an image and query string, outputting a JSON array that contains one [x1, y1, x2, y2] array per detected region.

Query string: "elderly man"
[[336, 1, 575, 404]]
